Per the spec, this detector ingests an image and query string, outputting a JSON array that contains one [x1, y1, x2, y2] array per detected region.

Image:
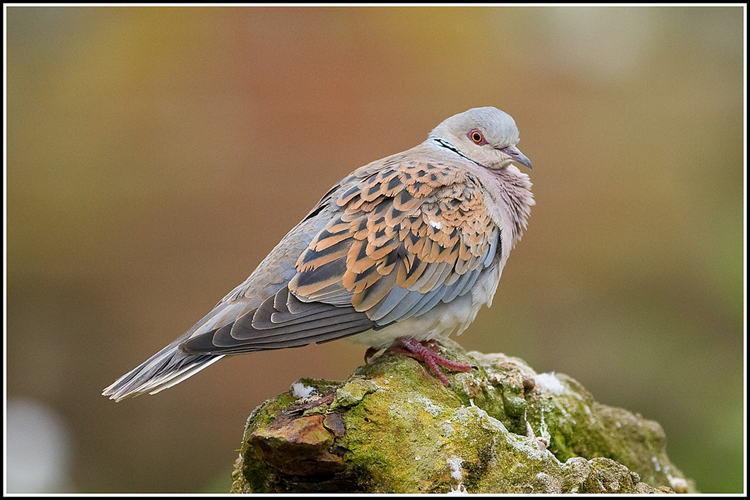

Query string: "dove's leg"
[[364, 338, 440, 364], [389, 337, 473, 386]]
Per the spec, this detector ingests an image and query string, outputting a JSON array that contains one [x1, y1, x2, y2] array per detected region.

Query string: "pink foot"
[[388, 337, 473, 386]]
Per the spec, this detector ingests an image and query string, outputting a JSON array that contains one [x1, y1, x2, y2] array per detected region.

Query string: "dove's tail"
[[102, 344, 224, 402]]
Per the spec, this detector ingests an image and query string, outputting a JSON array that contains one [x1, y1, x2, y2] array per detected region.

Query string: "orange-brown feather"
[[289, 161, 497, 320]]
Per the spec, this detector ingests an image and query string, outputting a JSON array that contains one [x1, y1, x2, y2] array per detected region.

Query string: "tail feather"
[[102, 298, 252, 401], [102, 344, 224, 402]]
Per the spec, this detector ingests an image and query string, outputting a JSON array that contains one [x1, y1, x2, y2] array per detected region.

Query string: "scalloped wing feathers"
[[290, 160, 499, 326], [177, 158, 500, 355]]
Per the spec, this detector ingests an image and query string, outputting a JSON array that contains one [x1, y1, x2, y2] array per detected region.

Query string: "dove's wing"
[[179, 157, 500, 355]]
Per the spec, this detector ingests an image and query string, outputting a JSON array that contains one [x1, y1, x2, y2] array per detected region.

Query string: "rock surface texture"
[[230, 340, 695, 493]]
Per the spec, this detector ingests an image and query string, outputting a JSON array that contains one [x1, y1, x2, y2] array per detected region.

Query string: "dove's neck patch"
[[432, 138, 484, 168]]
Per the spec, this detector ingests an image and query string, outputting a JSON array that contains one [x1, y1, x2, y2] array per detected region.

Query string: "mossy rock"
[[230, 339, 695, 493]]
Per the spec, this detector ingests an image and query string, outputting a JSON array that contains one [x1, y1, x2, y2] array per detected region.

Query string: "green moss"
[[231, 339, 696, 493], [329, 378, 379, 411]]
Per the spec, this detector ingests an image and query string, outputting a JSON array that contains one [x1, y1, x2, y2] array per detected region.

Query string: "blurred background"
[[5, 5, 744, 493]]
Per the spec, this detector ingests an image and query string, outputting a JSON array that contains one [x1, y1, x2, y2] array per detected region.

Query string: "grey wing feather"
[[181, 286, 374, 353]]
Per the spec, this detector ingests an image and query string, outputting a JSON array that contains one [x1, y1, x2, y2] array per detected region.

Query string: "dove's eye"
[[468, 129, 487, 145]]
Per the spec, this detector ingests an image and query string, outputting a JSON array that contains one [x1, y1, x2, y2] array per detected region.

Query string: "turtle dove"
[[103, 106, 534, 401]]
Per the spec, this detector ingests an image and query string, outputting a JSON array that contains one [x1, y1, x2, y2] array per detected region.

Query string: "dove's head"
[[429, 107, 532, 170]]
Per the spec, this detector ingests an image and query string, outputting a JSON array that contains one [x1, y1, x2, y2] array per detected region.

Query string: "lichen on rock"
[[230, 339, 695, 493]]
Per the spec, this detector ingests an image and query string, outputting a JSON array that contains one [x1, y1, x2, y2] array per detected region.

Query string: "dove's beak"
[[501, 145, 532, 169]]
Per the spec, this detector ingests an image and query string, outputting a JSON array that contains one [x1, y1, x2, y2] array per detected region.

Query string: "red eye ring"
[[468, 129, 487, 145]]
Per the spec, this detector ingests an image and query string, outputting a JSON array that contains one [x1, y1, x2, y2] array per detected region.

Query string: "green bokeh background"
[[6, 5, 744, 493]]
